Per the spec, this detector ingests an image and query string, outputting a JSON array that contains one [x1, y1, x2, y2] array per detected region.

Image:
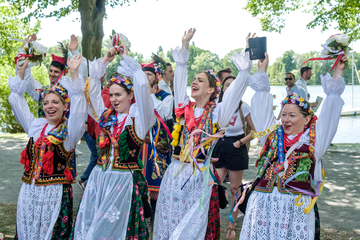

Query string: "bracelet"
[[239, 140, 244, 146]]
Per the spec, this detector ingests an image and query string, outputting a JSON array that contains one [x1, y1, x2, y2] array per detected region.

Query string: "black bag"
[[238, 178, 260, 214], [127, 164, 152, 218], [217, 184, 228, 209]]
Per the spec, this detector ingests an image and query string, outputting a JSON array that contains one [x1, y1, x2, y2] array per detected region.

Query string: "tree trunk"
[[78, 0, 106, 64]]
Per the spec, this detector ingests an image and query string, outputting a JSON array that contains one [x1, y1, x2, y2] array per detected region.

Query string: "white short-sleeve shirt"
[[225, 101, 251, 137]]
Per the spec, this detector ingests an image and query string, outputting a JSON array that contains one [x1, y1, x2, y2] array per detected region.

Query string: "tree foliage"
[[245, 0, 360, 40], [0, 1, 40, 67], [8, 0, 135, 62]]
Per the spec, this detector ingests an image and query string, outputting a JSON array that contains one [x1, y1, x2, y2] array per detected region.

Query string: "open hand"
[[258, 52, 269, 73], [67, 54, 83, 71], [182, 28, 196, 50], [67, 34, 78, 52], [246, 32, 256, 48]]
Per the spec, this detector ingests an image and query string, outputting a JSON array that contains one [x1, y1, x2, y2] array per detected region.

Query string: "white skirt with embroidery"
[[153, 159, 214, 240], [239, 187, 315, 240], [16, 182, 62, 240], [73, 166, 133, 240]]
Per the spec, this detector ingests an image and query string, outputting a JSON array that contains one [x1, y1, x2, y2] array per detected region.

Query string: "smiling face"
[[281, 104, 311, 135], [191, 72, 215, 102], [285, 73, 295, 88], [48, 65, 63, 84], [109, 83, 134, 114], [43, 92, 68, 125]]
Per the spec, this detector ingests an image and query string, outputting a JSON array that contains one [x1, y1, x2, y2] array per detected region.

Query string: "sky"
[[29, 0, 359, 64]]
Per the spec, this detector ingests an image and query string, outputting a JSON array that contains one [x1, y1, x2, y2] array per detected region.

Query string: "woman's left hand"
[[233, 140, 241, 148]]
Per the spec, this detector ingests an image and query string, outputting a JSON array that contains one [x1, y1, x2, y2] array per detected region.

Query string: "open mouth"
[[284, 124, 291, 129], [47, 110, 56, 117], [113, 103, 119, 107], [191, 86, 199, 93]]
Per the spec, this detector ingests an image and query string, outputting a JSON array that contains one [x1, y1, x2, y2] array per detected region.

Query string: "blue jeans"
[[80, 132, 99, 182]]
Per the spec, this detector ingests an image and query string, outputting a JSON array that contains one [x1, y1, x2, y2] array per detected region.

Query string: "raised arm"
[[67, 34, 88, 80], [219, 33, 256, 128], [8, 58, 36, 134], [248, 53, 280, 145], [61, 55, 88, 151], [117, 46, 156, 139], [85, 48, 115, 122], [172, 28, 195, 109], [314, 55, 347, 161]]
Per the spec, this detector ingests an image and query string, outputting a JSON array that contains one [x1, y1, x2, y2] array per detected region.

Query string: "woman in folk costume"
[[238, 53, 347, 240], [9, 55, 87, 239], [153, 29, 253, 240], [73, 45, 155, 240]]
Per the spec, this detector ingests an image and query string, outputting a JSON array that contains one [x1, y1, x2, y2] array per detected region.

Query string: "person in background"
[[78, 73, 111, 190], [277, 72, 307, 120], [296, 66, 318, 108], [218, 67, 233, 85]]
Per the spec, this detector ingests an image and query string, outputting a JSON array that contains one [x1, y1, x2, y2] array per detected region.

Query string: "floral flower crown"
[[37, 86, 70, 117], [281, 93, 314, 117], [108, 74, 133, 92], [206, 70, 221, 96]]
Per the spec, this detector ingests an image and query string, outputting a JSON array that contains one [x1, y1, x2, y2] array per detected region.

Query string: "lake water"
[[186, 85, 360, 143]]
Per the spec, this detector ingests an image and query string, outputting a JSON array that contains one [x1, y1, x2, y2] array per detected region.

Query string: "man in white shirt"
[[277, 72, 307, 120], [158, 63, 174, 95], [296, 66, 318, 108]]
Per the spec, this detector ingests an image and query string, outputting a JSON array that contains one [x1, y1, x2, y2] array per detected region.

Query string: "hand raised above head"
[[246, 32, 257, 48], [117, 44, 129, 58], [67, 54, 83, 71], [258, 52, 269, 73], [104, 47, 117, 64], [67, 34, 78, 52], [17, 57, 29, 80], [182, 28, 196, 50], [333, 55, 349, 79]]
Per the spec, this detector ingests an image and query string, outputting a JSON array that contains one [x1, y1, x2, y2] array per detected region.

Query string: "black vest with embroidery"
[[22, 137, 75, 185]]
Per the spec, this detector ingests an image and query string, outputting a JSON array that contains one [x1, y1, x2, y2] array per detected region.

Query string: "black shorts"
[[213, 134, 249, 171]]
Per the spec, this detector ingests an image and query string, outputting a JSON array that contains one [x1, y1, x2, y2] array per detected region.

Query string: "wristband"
[[239, 140, 244, 146]]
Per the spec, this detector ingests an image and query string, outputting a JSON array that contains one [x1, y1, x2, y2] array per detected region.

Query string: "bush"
[[0, 64, 49, 133]]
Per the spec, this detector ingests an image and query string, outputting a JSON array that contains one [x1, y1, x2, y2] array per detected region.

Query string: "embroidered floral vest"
[[97, 115, 144, 171], [21, 137, 75, 185], [254, 123, 316, 195]]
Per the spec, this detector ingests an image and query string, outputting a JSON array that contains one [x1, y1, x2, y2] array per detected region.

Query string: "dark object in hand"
[[245, 37, 267, 60]]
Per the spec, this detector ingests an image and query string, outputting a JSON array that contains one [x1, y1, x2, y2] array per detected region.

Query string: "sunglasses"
[[284, 77, 293, 81]]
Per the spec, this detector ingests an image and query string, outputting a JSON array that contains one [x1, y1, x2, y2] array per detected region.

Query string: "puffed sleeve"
[[118, 55, 156, 139], [152, 93, 174, 120], [219, 51, 252, 128], [172, 47, 190, 109], [8, 74, 36, 134], [247, 71, 280, 145], [86, 58, 109, 122], [60, 76, 87, 151]]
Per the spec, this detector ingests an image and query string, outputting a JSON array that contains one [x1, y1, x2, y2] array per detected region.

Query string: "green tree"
[[9, 0, 136, 63], [245, 0, 360, 40], [0, 65, 49, 133], [282, 50, 296, 73], [0, 1, 40, 66]]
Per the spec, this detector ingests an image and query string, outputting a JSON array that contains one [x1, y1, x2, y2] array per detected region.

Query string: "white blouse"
[[87, 55, 155, 140], [171, 47, 252, 129], [8, 74, 87, 152], [247, 70, 345, 182], [224, 102, 251, 137]]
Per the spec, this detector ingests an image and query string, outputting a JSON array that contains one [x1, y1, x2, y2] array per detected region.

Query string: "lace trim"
[[248, 71, 270, 92], [171, 47, 189, 66], [231, 51, 252, 71], [117, 55, 142, 79], [59, 76, 85, 95], [89, 57, 107, 80], [320, 73, 345, 95], [287, 128, 310, 149], [8, 74, 28, 95]]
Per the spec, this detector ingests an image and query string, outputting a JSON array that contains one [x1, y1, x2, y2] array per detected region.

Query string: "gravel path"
[[0, 134, 359, 233]]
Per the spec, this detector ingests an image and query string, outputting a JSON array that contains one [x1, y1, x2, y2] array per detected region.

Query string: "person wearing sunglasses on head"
[[277, 72, 307, 120]]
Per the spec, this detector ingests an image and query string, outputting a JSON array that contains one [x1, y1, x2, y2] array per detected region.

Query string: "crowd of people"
[[9, 28, 347, 240]]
